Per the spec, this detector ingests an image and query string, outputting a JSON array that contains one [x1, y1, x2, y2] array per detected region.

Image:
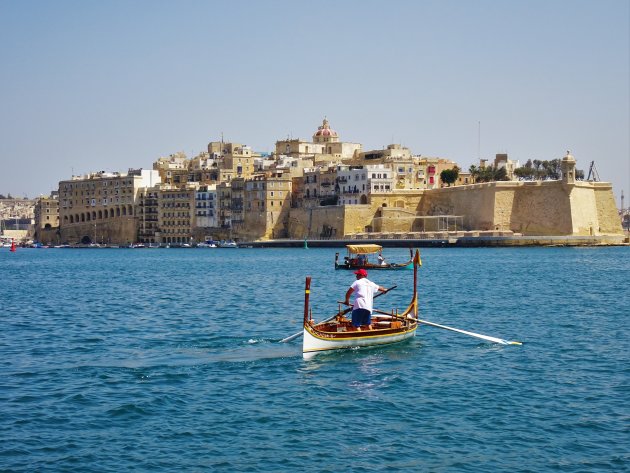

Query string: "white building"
[[195, 184, 218, 228]]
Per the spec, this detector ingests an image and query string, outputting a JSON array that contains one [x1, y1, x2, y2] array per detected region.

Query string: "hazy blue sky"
[[1, 0, 628, 206]]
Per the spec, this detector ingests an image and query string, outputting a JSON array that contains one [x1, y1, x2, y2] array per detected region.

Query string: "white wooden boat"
[[302, 250, 421, 359]]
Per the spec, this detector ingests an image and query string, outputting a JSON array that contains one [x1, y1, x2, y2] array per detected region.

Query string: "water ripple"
[[0, 247, 628, 472]]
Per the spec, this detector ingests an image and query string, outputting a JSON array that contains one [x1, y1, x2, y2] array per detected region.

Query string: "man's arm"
[[344, 287, 354, 305]]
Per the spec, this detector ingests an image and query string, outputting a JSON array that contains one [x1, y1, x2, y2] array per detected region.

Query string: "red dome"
[[314, 118, 338, 138]]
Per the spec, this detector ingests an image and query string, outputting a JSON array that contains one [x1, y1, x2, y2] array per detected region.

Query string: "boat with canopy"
[[302, 250, 422, 358], [335, 244, 413, 270]]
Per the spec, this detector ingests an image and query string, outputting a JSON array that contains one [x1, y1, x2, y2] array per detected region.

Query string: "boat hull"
[[303, 323, 417, 359], [334, 261, 413, 270]]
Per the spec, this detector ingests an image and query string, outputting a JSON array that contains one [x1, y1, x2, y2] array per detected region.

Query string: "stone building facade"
[[241, 173, 293, 240], [33, 192, 60, 244], [58, 169, 159, 245], [157, 184, 196, 245]]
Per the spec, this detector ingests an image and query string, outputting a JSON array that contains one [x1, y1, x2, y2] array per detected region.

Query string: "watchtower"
[[561, 150, 576, 184]]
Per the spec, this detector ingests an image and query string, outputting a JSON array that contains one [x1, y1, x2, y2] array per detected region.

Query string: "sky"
[[1, 0, 628, 207]]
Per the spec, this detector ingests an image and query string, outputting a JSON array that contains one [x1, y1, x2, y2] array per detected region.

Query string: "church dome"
[[313, 118, 339, 142]]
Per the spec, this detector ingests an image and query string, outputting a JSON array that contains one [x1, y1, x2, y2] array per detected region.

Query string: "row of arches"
[[63, 205, 134, 224], [163, 236, 191, 244]]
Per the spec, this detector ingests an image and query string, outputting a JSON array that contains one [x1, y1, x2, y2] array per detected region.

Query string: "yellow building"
[[242, 173, 293, 240], [217, 181, 233, 229], [157, 184, 196, 245], [275, 118, 361, 162], [59, 169, 159, 245], [33, 193, 59, 244]]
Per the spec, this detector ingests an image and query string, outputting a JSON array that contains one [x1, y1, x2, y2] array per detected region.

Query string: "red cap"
[[354, 269, 368, 277]]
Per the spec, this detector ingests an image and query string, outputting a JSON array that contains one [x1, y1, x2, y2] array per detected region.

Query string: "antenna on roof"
[[478, 121, 481, 160]]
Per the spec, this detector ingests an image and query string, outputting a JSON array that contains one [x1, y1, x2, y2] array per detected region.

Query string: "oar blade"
[[418, 318, 521, 346]]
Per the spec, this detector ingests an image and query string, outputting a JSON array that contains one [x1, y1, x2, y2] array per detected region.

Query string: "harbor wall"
[[60, 218, 138, 245], [416, 180, 622, 236], [286, 180, 623, 239]]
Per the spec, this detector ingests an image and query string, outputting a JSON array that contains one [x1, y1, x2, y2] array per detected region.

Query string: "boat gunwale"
[[304, 298, 418, 341]]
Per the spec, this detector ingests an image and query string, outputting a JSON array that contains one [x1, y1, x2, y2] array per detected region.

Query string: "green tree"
[[440, 167, 460, 187]]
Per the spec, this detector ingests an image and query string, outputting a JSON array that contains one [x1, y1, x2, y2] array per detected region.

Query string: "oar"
[[418, 318, 522, 345], [279, 285, 397, 343], [386, 313, 521, 346]]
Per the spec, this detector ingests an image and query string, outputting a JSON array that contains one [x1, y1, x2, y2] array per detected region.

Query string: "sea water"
[[1, 246, 628, 472]]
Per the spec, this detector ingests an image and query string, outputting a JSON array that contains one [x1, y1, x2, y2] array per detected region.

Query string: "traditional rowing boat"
[[334, 244, 413, 270], [303, 250, 422, 358]]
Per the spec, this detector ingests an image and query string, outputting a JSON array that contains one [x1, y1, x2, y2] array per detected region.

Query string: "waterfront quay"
[[241, 232, 629, 248]]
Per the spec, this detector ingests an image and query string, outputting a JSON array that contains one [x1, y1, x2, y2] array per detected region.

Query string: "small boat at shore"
[[335, 244, 414, 270], [302, 250, 422, 358]]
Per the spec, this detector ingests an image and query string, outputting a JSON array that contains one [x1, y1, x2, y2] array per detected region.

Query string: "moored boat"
[[218, 239, 238, 248], [303, 250, 422, 358], [335, 244, 414, 270]]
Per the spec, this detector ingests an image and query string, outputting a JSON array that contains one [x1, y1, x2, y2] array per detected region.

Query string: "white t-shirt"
[[351, 278, 380, 312]]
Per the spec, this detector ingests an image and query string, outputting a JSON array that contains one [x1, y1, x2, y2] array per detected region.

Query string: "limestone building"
[[137, 187, 159, 244], [157, 184, 196, 245], [217, 182, 232, 229], [275, 118, 362, 162], [195, 184, 218, 229], [335, 164, 396, 206], [33, 192, 59, 244], [298, 164, 338, 208], [154, 152, 189, 186], [59, 169, 160, 245], [242, 173, 293, 240]]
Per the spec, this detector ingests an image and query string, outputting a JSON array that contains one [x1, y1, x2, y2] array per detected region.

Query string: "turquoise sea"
[[1, 246, 629, 472]]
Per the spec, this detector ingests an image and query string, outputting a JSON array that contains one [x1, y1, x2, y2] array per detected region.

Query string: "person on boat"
[[343, 268, 387, 331], [377, 252, 387, 266]]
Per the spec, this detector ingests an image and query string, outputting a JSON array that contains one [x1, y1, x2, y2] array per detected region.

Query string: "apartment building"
[[33, 192, 59, 244], [243, 173, 292, 239], [58, 169, 159, 244], [157, 184, 196, 245]]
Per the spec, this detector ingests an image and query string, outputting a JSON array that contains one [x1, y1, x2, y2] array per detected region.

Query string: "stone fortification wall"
[[502, 182, 573, 235], [60, 219, 138, 245], [288, 206, 345, 239], [373, 208, 418, 232], [262, 180, 623, 241], [570, 185, 602, 235], [414, 181, 622, 236], [288, 205, 375, 239], [592, 183, 623, 234], [416, 185, 496, 231]]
